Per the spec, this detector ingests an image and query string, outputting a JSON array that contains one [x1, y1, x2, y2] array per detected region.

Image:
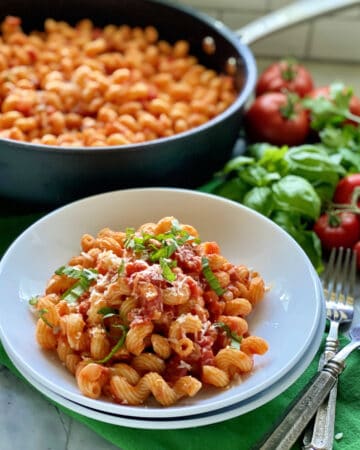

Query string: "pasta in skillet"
[[29, 216, 269, 407]]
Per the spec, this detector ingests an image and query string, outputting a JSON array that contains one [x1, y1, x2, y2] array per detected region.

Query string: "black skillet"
[[0, 0, 355, 205]]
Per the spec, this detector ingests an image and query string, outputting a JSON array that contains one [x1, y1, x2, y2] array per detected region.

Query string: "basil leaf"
[[213, 178, 250, 203], [55, 265, 98, 282], [243, 186, 273, 217], [285, 145, 342, 186], [257, 145, 289, 176], [97, 307, 119, 316], [313, 182, 337, 205], [150, 242, 177, 262], [213, 322, 242, 349], [198, 177, 225, 194], [118, 259, 125, 276], [61, 278, 89, 303], [239, 165, 280, 187], [160, 258, 176, 282], [221, 155, 254, 174], [94, 325, 128, 364], [272, 211, 323, 273], [201, 257, 225, 296], [336, 148, 360, 173], [28, 296, 39, 306], [272, 175, 321, 220], [38, 308, 53, 328]]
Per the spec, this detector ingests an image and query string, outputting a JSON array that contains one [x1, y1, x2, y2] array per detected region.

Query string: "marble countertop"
[[1, 58, 360, 450]]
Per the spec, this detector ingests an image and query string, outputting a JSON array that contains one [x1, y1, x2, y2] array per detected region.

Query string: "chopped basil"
[[201, 257, 225, 296], [38, 308, 54, 328], [118, 259, 125, 276], [55, 265, 98, 303], [61, 278, 89, 303], [213, 322, 242, 349], [28, 296, 39, 306], [160, 258, 176, 282], [149, 242, 177, 262], [55, 265, 98, 282], [94, 325, 128, 364], [97, 307, 119, 317], [123, 219, 200, 283]]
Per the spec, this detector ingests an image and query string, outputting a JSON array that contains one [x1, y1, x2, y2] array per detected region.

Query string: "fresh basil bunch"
[[201, 143, 343, 272]]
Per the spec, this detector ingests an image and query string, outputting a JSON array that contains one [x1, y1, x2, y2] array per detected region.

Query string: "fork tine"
[[323, 247, 344, 301], [322, 247, 356, 305], [346, 249, 356, 303], [322, 247, 337, 300], [322, 247, 336, 285], [335, 248, 351, 303]]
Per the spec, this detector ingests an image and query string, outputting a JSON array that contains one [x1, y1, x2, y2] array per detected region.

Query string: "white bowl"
[[0, 188, 324, 418], [2, 300, 324, 429]]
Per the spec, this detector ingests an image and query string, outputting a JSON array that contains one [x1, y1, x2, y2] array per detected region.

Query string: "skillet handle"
[[236, 0, 360, 45]]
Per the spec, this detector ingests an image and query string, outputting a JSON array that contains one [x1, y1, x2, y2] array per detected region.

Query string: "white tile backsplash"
[[310, 17, 360, 61], [180, 0, 360, 63]]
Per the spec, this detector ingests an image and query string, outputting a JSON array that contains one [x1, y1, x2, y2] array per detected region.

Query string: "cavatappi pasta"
[[0, 16, 237, 147], [30, 217, 269, 407]]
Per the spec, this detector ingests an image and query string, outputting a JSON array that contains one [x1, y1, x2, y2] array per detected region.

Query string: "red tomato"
[[353, 241, 360, 270], [307, 86, 360, 125], [244, 92, 310, 146], [256, 60, 314, 98], [333, 174, 360, 205], [313, 212, 360, 250]]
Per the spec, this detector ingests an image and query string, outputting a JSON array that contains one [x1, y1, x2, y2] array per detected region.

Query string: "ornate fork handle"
[[254, 338, 360, 450], [302, 336, 339, 450]]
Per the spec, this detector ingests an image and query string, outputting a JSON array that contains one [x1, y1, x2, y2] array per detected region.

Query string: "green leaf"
[[257, 146, 289, 176], [160, 258, 176, 282], [61, 279, 89, 303], [319, 125, 360, 152], [213, 178, 250, 203], [97, 307, 119, 316], [284, 145, 342, 186], [239, 165, 280, 187], [243, 186, 273, 217], [313, 182, 336, 205], [201, 257, 225, 296], [38, 309, 54, 328], [94, 325, 128, 364], [28, 296, 39, 306], [150, 242, 177, 262], [213, 322, 242, 349], [271, 211, 323, 273], [272, 175, 321, 220], [221, 155, 254, 174], [118, 259, 125, 276], [303, 82, 360, 130], [198, 177, 225, 193]]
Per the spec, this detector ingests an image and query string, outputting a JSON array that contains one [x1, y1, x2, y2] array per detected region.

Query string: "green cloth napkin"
[[1, 203, 360, 450]]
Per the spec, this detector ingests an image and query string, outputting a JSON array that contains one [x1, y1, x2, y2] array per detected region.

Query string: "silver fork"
[[303, 247, 356, 449], [256, 323, 360, 450]]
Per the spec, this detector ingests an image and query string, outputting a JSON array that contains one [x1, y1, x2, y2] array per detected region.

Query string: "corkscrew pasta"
[[0, 16, 237, 147], [29, 216, 269, 407]]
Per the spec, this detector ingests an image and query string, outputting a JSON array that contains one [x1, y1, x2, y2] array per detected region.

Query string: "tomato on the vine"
[[333, 174, 360, 205], [256, 60, 314, 98], [244, 92, 310, 146], [313, 211, 360, 250]]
